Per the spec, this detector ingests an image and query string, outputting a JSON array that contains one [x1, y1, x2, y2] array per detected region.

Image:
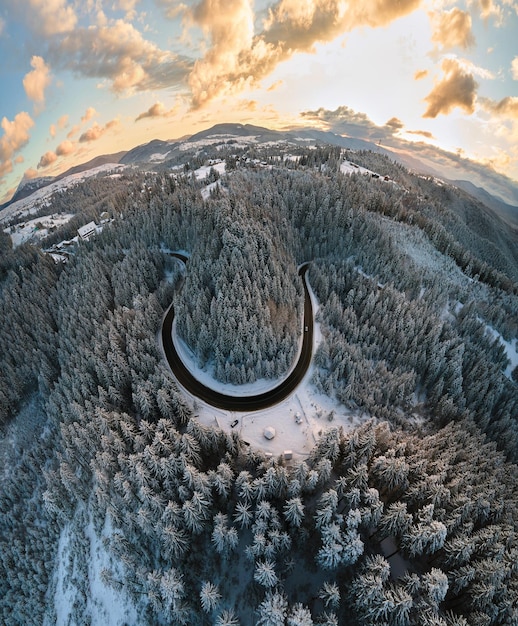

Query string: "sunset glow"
[[1, 0, 518, 203]]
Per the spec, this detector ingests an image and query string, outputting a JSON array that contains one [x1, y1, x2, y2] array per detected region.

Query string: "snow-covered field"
[[193, 160, 227, 180], [180, 133, 259, 152], [48, 513, 138, 626], [5, 213, 75, 247]]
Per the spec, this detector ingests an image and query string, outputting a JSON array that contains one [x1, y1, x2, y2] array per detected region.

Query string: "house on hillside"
[[77, 221, 97, 240]]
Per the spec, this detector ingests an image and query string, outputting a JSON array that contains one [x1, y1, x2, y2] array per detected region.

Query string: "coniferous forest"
[[1, 147, 517, 625]]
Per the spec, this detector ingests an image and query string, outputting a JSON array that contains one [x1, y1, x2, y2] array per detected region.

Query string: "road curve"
[[161, 258, 313, 411]]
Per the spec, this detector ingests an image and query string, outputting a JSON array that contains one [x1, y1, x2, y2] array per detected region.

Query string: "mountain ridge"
[[2, 123, 517, 228]]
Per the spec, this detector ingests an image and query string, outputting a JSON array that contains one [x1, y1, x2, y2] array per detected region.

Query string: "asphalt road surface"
[[161, 259, 313, 411]]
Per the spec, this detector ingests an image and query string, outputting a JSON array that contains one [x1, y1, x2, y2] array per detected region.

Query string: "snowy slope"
[[0, 164, 126, 224]]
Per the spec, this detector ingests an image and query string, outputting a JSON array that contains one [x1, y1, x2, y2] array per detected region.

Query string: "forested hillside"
[[0, 146, 517, 625]]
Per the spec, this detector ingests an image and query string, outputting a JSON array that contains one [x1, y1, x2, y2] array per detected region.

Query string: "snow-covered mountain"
[[2, 123, 518, 229]]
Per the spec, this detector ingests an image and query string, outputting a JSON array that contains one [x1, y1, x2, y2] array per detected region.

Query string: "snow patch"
[[485, 325, 518, 379], [0, 164, 126, 224], [5, 212, 75, 247], [148, 151, 171, 162], [49, 512, 138, 626], [193, 160, 227, 180]]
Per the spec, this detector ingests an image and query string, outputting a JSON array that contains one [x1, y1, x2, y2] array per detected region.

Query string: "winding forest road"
[[161, 258, 314, 411]]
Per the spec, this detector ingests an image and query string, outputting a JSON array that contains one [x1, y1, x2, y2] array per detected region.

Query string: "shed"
[[263, 426, 276, 440]]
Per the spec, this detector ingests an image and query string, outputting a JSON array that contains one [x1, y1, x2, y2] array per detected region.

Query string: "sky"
[[1, 0, 518, 205]]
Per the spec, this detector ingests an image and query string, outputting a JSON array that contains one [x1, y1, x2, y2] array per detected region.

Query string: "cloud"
[[65, 108, 97, 139], [67, 125, 80, 139], [38, 151, 57, 169], [237, 99, 258, 111], [7, 0, 77, 37], [186, 0, 421, 108], [298, 104, 518, 204], [24, 168, 39, 180], [430, 8, 475, 50], [477, 0, 502, 21], [50, 20, 191, 93], [187, 0, 258, 108], [23, 56, 52, 111], [79, 119, 120, 143], [480, 96, 518, 119], [267, 80, 283, 91], [386, 117, 404, 133], [0, 112, 35, 182], [300, 105, 403, 142], [114, 0, 140, 20], [50, 114, 69, 138], [263, 0, 421, 46], [423, 57, 478, 118], [81, 107, 97, 123], [0, 17, 5, 36], [406, 129, 435, 139], [56, 140, 75, 156], [512, 56, 518, 80], [414, 69, 428, 80], [14, 155, 24, 164], [135, 102, 169, 121]]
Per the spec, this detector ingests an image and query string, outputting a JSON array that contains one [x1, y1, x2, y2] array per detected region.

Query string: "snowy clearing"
[[181, 134, 258, 152], [5, 213, 75, 247], [193, 160, 227, 180], [48, 512, 138, 626]]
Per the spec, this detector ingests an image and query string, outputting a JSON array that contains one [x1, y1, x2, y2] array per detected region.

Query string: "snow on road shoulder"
[[174, 317, 365, 459]]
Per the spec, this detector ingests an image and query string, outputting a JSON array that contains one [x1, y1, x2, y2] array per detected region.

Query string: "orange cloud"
[[301, 105, 405, 142], [67, 125, 80, 139], [38, 151, 57, 168], [0, 112, 34, 182], [15, 155, 25, 164], [414, 69, 428, 80], [50, 114, 69, 138], [135, 102, 168, 121], [186, 0, 421, 108], [423, 57, 478, 118], [477, 0, 501, 21], [56, 140, 75, 156], [19, 0, 77, 37], [79, 119, 121, 143], [267, 79, 283, 92], [23, 56, 52, 111], [480, 96, 518, 119], [54, 20, 190, 94], [406, 129, 435, 139], [430, 8, 475, 50], [386, 117, 404, 133], [512, 57, 518, 80], [81, 107, 97, 123], [24, 168, 38, 180]]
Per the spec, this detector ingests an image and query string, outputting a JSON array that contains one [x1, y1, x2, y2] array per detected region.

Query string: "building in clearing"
[[77, 221, 97, 240], [263, 426, 276, 440]]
